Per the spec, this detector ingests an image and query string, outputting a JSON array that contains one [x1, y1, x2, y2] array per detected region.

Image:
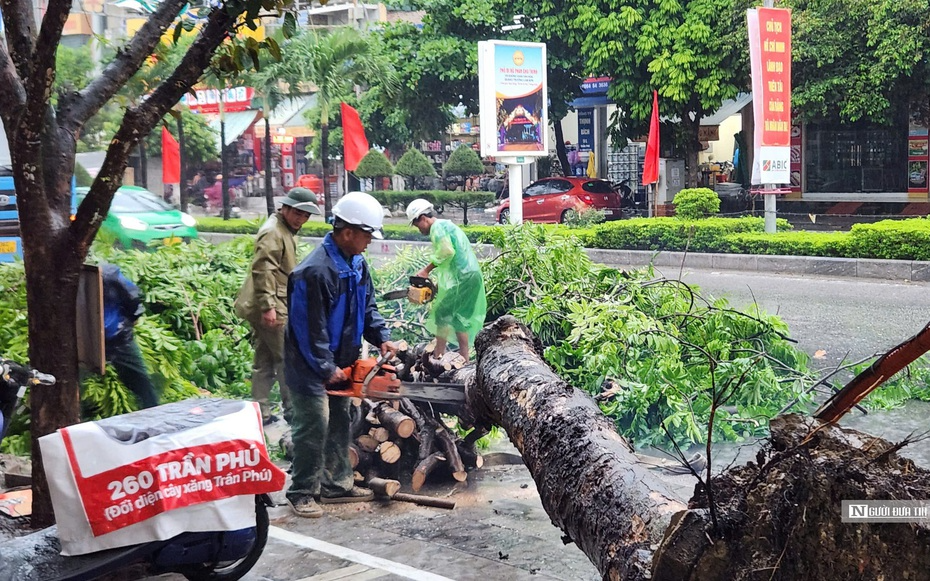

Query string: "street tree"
[[282, 27, 397, 219], [0, 0, 300, 526], [236, 49, 288, 216], [787, 0, 930, 125], [562, 0, 748, 187], [354, 148, 395, 190], [395, 147, 437, 190]]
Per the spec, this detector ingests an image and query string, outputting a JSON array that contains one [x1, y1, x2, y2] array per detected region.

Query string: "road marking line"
[[269, 526, 456, 581], [297, 563, 388, 581]]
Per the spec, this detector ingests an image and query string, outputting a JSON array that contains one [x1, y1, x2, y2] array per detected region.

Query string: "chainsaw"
[[382, 276, 437, 305], [325, 356, 465, 407]]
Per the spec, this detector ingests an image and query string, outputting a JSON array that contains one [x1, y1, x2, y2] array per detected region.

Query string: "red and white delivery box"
[[39, 398, 286, 556]]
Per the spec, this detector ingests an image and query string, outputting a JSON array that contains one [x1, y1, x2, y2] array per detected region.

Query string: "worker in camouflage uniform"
[[235, 188, 320, 424]]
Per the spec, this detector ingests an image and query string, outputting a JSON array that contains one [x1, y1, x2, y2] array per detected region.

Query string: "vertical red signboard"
[[748, 7, 792, 184]]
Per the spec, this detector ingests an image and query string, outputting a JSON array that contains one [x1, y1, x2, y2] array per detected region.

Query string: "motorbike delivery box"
[[39, 398, 285, 556]]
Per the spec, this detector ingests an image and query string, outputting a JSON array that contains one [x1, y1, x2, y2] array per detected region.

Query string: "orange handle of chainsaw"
[[325, 358, 401, 398]]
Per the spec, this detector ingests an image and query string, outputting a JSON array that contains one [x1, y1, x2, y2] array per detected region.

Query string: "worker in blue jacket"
[[101, 264, 158, 409], [284, 192, 397, 518]]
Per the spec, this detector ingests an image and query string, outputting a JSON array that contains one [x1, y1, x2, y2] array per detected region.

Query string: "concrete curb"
[[200, 232, 926, 282]]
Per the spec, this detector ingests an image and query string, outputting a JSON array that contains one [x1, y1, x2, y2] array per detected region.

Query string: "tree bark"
[[469, 316, 687, 580], [320, 118, 332, 219], [264, 112, 274, 216], [0, 0, 240, 527], [553, 117, 571, 176]]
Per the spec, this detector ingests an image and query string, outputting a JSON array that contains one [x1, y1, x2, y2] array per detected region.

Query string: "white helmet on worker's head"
[[405, 198, 435, 224], [332, 191, 384, 239]]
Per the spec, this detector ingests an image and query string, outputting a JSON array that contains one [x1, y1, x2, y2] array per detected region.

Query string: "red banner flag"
[[642, 90, 660, 186], [161, 127, 181, 183], [341, 102, 369, 172]]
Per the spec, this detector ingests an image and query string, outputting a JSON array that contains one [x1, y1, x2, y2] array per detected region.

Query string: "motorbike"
[[0, 359, 272, 581]]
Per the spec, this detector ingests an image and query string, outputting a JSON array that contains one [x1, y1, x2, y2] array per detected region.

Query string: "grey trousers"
[[250, 320, 291, 421], [286, 391, 354, 500]]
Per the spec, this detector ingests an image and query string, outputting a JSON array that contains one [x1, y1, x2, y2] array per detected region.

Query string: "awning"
[[570, 95, 612, 108], [253, 94, 319, 138], [209, 110, 260, 150], [701, 93, 752, 126]]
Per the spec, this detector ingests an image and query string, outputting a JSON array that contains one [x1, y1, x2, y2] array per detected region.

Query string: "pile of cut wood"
[[282, 342, 486, 506]]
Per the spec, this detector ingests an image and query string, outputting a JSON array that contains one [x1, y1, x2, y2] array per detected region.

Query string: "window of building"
[[804, 122, 907, 193]]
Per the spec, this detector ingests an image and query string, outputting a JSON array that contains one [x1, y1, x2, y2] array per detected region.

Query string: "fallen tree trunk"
[[469, 316, 930, 580], [470, 317, 686, 579]]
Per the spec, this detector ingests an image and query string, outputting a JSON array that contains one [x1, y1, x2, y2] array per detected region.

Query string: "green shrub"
[[673, 187, 720, 219], [563, 207, 606, 228], [354, 149, 394, 179], [585, 217, 791, 252], [724, 231, 849, 257], [846, 219, 930, 261], [394, 149, 437, 189], [443, 145, 484, 177]]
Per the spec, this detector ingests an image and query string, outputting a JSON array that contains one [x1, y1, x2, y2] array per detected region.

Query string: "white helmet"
[[405, 198, 435, 224], [332, 191, 384, 239]]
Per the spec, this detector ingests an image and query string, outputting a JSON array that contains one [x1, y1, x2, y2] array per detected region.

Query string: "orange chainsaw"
[[382, 276, 437, 305], [325, 356, 464, 405]]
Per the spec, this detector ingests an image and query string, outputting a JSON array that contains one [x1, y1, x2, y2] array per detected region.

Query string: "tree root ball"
[[664, 414, 930, 580]]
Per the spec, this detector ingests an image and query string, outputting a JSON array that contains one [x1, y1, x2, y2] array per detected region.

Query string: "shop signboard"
[[577, 108, 594, 153], [478, 40, 549, 158], [748, 7, 792, 185], [181, 87, 255, 114]]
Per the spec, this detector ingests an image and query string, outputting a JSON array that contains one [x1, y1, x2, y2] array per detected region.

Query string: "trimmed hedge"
[[846, 219, 930, 261], [582, 217, 792, 253], [723, 231, 850, 257], [196, 215, 930, 261]]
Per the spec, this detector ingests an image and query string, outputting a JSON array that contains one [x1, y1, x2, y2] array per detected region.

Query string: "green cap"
[[281, 188, 322, 214]]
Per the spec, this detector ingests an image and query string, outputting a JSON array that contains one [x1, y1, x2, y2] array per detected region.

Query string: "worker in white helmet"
[[284, 191, 398, 518], [405, 198, 487, 360]]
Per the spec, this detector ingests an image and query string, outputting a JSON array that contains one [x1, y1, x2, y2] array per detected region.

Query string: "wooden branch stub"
[[376, 404, 415, 439], [412, 451, 447, 492], [368, 477, 401, 498]]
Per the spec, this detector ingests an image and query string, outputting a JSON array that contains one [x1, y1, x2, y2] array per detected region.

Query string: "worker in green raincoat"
[[406, 199, 487, 359]]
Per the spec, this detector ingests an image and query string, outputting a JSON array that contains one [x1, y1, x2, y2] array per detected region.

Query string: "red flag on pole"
[[161, 127, 180, 183], [341, 102, 369, 172], [642, 90, 660, 185]]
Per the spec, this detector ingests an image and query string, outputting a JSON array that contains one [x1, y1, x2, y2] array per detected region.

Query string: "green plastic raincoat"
[[425, 219, 487, 347]]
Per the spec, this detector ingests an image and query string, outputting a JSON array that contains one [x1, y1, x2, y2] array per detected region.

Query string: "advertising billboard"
[[748, 7, 792, 185], [478, 41, 549, 159]]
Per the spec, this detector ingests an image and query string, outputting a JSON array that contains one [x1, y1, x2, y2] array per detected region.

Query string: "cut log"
[[356, 434, 380, 453], [411, 451, 446, 492], [369, 426, 390, 443], [399, 399, 436, 461], [368, 477, 401, 498], [348, 444, 359, 469], [434, 425, 467, 482], [470, 317, 685, 579], [378, 441, 401, 464], [375, 404, 415, 438], [391, 492, 456, 510]]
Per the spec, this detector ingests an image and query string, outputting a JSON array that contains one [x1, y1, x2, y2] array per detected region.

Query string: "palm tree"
[[238, 56, 288, 216], [282, 27, 397, 219]]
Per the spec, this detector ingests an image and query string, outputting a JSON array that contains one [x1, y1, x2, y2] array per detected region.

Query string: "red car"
[[497, 177, 624, 224]]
